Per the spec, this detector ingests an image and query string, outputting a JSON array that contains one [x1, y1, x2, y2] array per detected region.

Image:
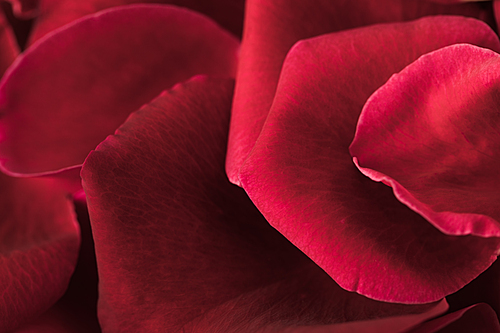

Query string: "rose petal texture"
[[11, 196, 100, 333], [0, 4, 238, 181], [0, 174, 80, 332], [225, 0, 494, 184], [239, 16, 500, 303], [81, 76, 449, 332], [0, 7, 19, 74], [26, 0, 245, 45], [350, 44, 500, 239]]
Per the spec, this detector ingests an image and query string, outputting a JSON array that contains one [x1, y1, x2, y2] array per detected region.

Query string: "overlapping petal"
[[81, 76, 448, 332], [350, 44, 500, 239], [0, 4, 238, 182], [226, 0, 494, 184], [407, 303, 500, 333], [0, 175, 80, 332], [25, 0, 245, 46], [0, 7, 19, 74], [239, 16, 500, 303]]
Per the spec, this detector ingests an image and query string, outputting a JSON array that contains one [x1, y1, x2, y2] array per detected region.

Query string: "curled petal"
[[350, 44, 500, 238], [226, 0, 494, 185], [81, 76, 445, 332], [407, 303, 500, 333], [0, 175, 80, 332], [0, 4, 238, 179], [239, 17, 500, 303]]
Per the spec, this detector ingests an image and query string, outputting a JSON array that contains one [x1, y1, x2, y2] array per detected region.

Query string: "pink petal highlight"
[[350, 44, 500, 238], [239, 17, 500, 303], [81, 76, 445, 332], [226, 0, 494, 185], [0, 175, 80, 332], [0, 4, 238, 178]]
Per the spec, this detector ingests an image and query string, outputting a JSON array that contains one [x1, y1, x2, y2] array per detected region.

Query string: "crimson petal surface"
[[239, 17, 500, 303], [0, 175, 80, 332], [0, 4, 238, 177], [350, 44, 500, 238], [226, 0, 494, 184], [81, 76, 447, 332]]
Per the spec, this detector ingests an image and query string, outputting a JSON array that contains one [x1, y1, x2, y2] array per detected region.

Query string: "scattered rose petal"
[[226, 0, 494, 185], [239, 17, 500, 303], [81, 76, 446, 332], [0, 4, 238, 181], [0, 175, 80, 333], [350, 44, 500, 238], [26, 0, 245, 46]]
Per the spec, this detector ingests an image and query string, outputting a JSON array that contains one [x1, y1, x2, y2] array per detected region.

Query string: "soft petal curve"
[[226, 0, 494, 185], [0, 175, 80, 332], [239, 17, 500, 303], [0, 4, 238, 178], [81, 76, 446, 332], [350, 44, 500, 238], [27, 0, 245, 45]]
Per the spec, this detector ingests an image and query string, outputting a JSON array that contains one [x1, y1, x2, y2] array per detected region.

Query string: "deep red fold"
[[0, 175, 80, 333], [239, 17, 500, 303]]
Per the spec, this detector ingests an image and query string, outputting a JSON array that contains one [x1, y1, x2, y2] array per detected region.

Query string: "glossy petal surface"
[[226, 0, 494, 184], [240, 17, 500, 303], [0, 175, 80, 332], [350, 44, 500, 238], [27, 0, 245, 45], [0, 4, 238, 177], [81, 76, 446, 332]]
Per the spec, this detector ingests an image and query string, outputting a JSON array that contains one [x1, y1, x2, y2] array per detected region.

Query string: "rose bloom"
[[0, 0, 499, 332]]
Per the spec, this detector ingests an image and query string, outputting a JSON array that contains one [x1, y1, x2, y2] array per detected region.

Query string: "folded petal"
[[239, 17, 500, 303], [0, 4, 238, 180], [0, 8, 19, 74], [81, 76, 446, 332], [407, 303, 500, 333], [27, 0, 245, 46], [226, 0, 494, 184], [0, 175, 80, 332], [350, 44, 500, 238]]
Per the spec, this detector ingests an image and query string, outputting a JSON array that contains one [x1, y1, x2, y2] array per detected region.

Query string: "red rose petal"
[[81, 76, 447, 332], [4, 0, 39, 18], [407, 303, 500, 333], [350, 44, 500, 239], [27, 0, 245, 45], [0, 8, 19, 74], [0, 4, 238, 179], [239, 17, 500, 303], [226, 0, 494, 185], [0, 175, 80, 333]]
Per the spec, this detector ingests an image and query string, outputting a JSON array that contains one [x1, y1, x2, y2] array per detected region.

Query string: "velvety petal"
[[81, 76, 446, 332], [239, 17, 500, 303], [407, 304, 500, 333], [12, 196, 100, 333], [27, 0, 244, 46], [350, 44, 500, 240], [0, 4, 238, 179], [0, 7, 19, 74], [0, 174, 80, 332], [226, 0, 494, 185]]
